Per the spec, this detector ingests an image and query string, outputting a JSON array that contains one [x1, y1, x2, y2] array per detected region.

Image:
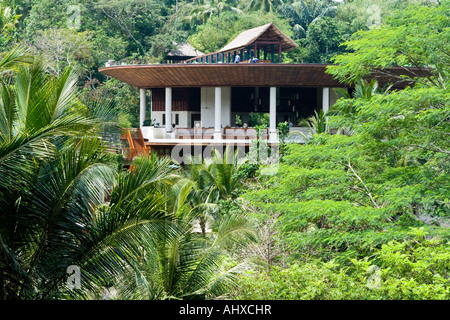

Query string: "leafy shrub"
[[237, 235, 450, 300]]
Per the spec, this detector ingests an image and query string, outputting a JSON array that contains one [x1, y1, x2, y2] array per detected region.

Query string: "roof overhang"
[[99, 63, 423, 89], [99, 64, 345, 89]]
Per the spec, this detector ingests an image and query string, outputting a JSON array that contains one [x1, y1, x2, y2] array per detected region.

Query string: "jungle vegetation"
[[0, 0, 448, 300]]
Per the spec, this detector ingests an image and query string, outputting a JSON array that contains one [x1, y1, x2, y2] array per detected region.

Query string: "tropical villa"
[[99, 23, 423, 159]]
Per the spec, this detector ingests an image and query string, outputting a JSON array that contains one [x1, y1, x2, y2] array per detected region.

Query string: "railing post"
[[271, 44, 275, 63]]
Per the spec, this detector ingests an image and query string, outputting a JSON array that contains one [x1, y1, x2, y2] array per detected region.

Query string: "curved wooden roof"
[[99, 63, 421, 89], [99, 63, 344, 89]]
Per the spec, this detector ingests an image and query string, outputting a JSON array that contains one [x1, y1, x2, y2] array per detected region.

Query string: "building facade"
[[99, 23, 418, 157]]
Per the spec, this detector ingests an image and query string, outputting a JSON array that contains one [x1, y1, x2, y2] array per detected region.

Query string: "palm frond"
[[0, 46, 32, 76]]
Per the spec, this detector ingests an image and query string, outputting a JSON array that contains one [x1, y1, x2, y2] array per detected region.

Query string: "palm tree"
[[0, 46, 32, 76], [0, 142, 177, 299], [0, 56, 94, 197], [0, 49, 178, 299], [113, 210, 256, 300], [178, 154, 218, 236], [302, 109, 328, 134], [326, 78, 392, 135], [102, 149, 256, 300], [279, 0, 339, 39], [329, 78, 391, 116], [238, 0, 284, 13], [207, 147, 246, 201], [0, 48, 257, 300], [189, 0, 242, 27], [177, 147, 245, 235]]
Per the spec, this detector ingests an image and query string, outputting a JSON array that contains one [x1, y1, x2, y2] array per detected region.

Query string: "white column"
[[221, 87, 231, 128], [322, 87, 330, 114], [322, 87, 330, 127], [139, 88, 146, 128], [214, 87, 222, 140], [165, 87, 172, 134], [269, 86, 277, 142]]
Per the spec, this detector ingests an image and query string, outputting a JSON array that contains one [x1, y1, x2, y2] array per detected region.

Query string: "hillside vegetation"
[[0, 0, 448, 300]]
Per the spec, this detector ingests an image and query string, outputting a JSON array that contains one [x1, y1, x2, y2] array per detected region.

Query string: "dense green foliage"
[[0, 50, 254, 300], [235, 1, 450, 300], [0, 0, 448, 301], [238, 236, 450, 300]]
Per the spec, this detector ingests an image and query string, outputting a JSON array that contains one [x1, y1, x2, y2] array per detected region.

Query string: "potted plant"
[[235, 114, 242, 127]]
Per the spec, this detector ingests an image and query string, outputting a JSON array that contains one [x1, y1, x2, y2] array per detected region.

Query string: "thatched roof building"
[[166, 42, 204, 62], [219, 23, 298, 53]]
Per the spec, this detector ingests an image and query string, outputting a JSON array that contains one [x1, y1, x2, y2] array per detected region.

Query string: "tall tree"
[[238, 0, 283, 13], [95, 0, 167, 55], [189, 0, 242, 27], [278, 0, 339, 39], [327, 1, 449, 88], [30, 28, 93, 76]]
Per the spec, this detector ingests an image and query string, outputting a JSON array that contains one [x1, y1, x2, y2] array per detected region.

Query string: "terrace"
[[99, 23, 425, 157]]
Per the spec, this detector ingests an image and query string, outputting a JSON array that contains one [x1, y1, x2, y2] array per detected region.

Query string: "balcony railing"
[[184, 41, 283, 64], [174, 127, 268, 140]]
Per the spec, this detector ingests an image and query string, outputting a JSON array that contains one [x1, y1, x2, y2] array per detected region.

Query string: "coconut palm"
[[0, 59, 95, 191], [189, 0, 242, 27], [207, 146, 246, 201], [0, 48, 255, 300], [279, 0, 339, 38], [328, 78, 391, 117], [104, 149, 255, 300], [0, 46, 32, 77], [0, 49, 177, 299], [304, 109, 328, 134], [178, 154, 218, 235], [112, 190, 256, 300], [176, 147, 245, 235], [238, 0, 284, 13], [0, 142, 178, 299], [94, 148, 255, 300]]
